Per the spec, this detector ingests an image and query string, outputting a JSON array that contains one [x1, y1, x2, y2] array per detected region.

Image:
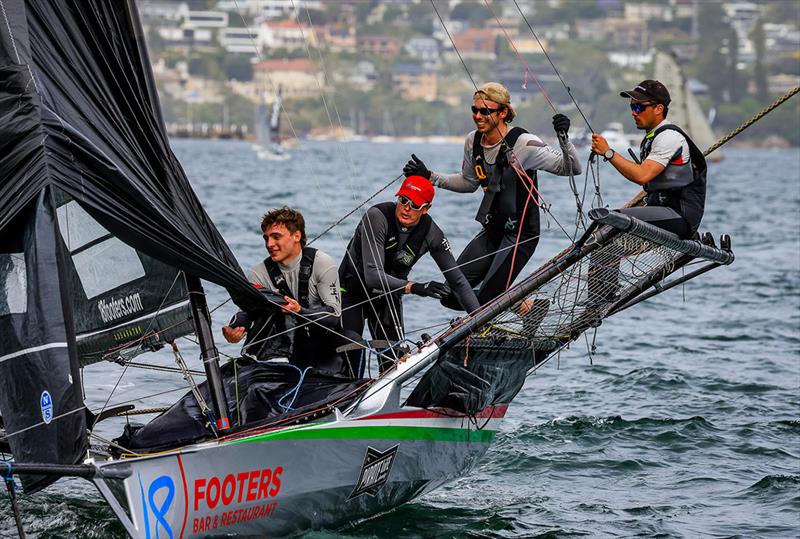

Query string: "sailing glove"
[[552, 113, 570, 133], [410, 281, 450, 299], [403, 154, 431, 179]]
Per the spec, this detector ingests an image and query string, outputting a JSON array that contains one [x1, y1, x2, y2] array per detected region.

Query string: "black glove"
[[402, 153, 431, 179], [410, 281, 450, 299], [552, 113, 570, 134]]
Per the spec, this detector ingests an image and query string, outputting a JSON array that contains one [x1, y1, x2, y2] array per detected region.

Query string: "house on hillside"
[[317, 24, 357, 53], [450, 28, 497, 60], [391, 64, 438, 102], [253, 58, 324, 99], [257, 19, 317, 51], [358, 35, 403, 57], [405, 37, 441, 69]]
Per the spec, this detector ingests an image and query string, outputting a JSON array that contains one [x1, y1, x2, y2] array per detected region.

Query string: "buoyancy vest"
[[640, 124, 707, 235], [262, 247, 343, 372], [263, 246, 317, 307], [473, 127, 539, 234], [374, 201, 432, 280]]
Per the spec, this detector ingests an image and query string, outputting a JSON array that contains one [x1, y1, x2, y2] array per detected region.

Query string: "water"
[[2, 141, 798, 537]]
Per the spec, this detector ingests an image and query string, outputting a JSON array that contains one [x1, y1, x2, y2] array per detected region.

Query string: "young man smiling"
[[338, 175, 480, 376], [222, 207, 342, 370], [403, 82, 582, 307]]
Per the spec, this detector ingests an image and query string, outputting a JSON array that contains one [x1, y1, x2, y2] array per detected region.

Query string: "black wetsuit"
[[433, 127, 581, 307], [338, 202, 479, 375]]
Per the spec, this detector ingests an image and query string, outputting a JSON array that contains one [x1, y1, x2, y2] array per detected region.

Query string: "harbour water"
[[1, 140, 798, 537]]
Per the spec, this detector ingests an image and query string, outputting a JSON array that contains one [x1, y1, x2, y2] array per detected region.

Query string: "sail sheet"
[[0, 189, 87, 492], [53, 191, 195, 365], [0, 0, 282, 489]]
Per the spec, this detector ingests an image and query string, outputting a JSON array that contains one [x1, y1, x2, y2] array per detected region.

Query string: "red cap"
[[396, 175, 434, 206]]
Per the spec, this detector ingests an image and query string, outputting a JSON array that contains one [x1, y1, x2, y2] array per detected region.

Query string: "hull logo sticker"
[[349, 445, 398, 500], [40, 390, 53, 424]]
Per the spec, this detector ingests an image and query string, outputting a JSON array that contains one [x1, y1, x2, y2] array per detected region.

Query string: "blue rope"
[[277, 365, 312, 412], [1, 461, 12, 481]]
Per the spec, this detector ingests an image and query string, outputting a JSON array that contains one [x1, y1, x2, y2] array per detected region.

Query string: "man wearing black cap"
[[590, 79, 707, 238]]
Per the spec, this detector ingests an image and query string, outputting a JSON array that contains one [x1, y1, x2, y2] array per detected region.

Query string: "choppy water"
[[1, 140, 798, 537]]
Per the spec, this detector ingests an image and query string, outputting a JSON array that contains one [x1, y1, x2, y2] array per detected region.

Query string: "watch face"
[[604, 149, 614, 159]]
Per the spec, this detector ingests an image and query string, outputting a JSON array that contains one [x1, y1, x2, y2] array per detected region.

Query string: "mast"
[[185, 275, 231, 431]]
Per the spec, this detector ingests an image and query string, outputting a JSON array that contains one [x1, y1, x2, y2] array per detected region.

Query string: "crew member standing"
[[403, 82, 582, 307]]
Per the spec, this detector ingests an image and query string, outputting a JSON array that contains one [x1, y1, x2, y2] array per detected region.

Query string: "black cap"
[[620, 80, 671, 105]]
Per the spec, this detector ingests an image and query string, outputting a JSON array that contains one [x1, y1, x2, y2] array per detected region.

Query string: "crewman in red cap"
[[338, 175, 480, 377]]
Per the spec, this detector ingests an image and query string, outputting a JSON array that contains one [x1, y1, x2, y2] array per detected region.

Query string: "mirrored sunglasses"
[[630, 102, 656, 114], [397, 195, 429, 211]]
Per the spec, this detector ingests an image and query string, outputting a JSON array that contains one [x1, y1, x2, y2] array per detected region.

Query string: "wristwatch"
[[603, 149, 615, 161]]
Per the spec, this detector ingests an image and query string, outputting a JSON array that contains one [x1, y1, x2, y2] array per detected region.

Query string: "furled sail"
[[0, 0, 279, 492]]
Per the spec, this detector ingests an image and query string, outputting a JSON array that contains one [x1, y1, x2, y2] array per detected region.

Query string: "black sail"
[[0, 190, 87, 492], [0, 0, 278, 491]]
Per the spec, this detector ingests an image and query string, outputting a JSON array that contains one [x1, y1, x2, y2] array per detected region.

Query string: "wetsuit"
[[431, 127, 581, 306], [229, 248, 343, 372], [339, 202, 480, 375]]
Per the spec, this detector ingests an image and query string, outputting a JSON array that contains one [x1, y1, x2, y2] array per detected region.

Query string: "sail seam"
[[0, 342, 68, 364]]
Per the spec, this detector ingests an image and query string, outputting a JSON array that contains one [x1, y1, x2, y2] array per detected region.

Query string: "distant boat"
[[255, 86, 289, 160], [600, 122, 636, 153], [653, 50, 722, 161]]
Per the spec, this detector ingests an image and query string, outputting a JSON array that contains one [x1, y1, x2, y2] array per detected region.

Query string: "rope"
[[705, 85, 799, 156], [511, 0, 593, 132], [625, 85, 800, 209], [114, 407, 169, 416], [307, 174, 403, 246], [482, 0, 556, 112]]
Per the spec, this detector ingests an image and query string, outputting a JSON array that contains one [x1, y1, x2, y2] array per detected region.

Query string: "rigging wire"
[[481, 0, 557, 113], [511, 0, 594, 132]]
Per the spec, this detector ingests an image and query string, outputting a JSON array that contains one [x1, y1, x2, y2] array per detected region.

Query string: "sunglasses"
[[471, 105, 503, 116], [630, 102, 657, 113], [397, 195, 429, 211]]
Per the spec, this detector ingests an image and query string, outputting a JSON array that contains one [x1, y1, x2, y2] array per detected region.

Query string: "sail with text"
[[0, 0, 279, 492]]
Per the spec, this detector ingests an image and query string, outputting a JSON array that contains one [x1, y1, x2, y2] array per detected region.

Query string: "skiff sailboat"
[[0, 1, 734, 537], [255, 85, 289, 160]]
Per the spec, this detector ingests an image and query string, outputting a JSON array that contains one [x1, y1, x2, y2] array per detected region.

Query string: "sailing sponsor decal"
[[348, 444, 398, 500], [191, 466, 283, 533], [40, 391, 53, 424], [139, 474, 175, 539], [97, 292, 144, 323]]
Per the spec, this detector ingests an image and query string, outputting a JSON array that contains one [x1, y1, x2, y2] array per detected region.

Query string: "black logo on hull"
[[348, 445, 398, 500]]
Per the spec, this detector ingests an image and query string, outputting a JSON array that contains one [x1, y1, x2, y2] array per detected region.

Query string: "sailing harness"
[[639, 124, 707, 235], [473, 127, 541, 234], [373, 201, 432, 281], [263, 247, 317, 308]]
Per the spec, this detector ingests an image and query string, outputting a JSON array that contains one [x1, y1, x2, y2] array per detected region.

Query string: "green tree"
[[223, 54, 253, 81], [726, 28, 743, 102], [751, 18, 769, 103], [689, 2, 731, 102]]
